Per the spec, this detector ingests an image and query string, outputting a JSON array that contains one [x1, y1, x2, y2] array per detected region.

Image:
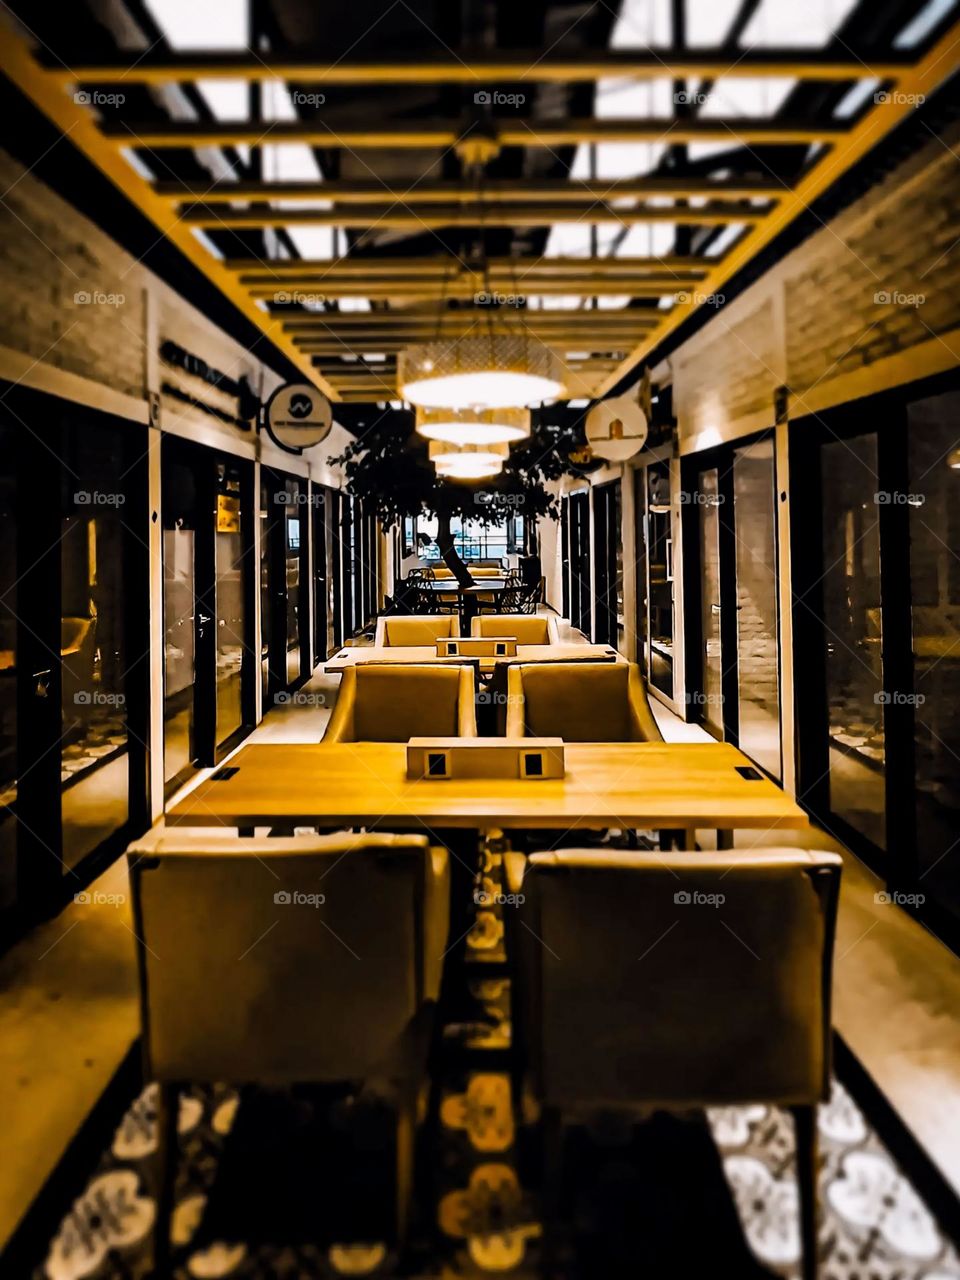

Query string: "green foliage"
[[329, 408, 589, 526]]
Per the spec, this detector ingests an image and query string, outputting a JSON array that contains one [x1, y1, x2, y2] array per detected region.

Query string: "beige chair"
[[324, 663, 477, 741], [374, 614, 458, 647], [509, 847, 842, 1280], [471, 614, 561, 646], [127, 830, 450, 1267], [505, 660, 662, 741]]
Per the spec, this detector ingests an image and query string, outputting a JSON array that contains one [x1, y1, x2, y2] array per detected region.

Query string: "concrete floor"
[[2, 654, 960, 1258]]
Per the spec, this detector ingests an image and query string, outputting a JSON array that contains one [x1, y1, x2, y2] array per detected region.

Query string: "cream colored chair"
[[374, 614, 458, 647], [471, 613, 561, 646], [509, 847, 842, 1280], [505, 660, 662, 741], [324, 663, 477, 741], [127, 830, 450, 1267]]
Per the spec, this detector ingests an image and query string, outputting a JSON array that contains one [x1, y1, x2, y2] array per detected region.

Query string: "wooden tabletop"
[[324, 643, 621, 673], [167, 741, 808, 833]]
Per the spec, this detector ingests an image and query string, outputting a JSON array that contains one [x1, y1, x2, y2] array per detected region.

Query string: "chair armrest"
[[457, 665, 479, 736], [505, 665, 526, 737], [322, 668, 358, 742], [502, 850, 527, 897], [628, 665, 664, 742]]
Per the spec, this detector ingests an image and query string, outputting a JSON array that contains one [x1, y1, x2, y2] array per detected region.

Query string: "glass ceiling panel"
[[738, 0, 861, 47]]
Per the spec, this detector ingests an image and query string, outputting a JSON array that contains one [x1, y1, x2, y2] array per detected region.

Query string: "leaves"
[[328, 407, 590, 526]]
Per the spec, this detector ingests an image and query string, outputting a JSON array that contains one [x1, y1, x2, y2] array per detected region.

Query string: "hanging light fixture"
[[415, 404, 530, 447], [400, 336, 564, 410], [430, 439, 508, 480]]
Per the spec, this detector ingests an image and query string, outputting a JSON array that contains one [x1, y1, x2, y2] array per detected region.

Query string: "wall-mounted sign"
[[264, 382, 333, 454], [159, 339, 260, 428], [585, 386, 648, 461]]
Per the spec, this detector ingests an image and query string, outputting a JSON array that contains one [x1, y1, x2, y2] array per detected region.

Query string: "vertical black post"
[[193, 456, 217, 766]]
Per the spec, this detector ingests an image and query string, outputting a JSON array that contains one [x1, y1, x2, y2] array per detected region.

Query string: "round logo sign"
[[264, 382, 333, 453], [585, 388, 648, 462]]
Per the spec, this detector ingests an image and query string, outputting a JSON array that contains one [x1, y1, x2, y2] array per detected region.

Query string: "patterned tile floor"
[[35, 844, 960, 1280]]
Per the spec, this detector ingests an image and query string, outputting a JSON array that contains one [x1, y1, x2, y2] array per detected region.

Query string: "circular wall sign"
[[585, 388, 648, 462], [264, 382, 333, 453]]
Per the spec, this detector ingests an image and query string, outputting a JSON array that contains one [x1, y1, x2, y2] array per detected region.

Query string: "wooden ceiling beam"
[[46, 49, 916, 83], [181, 201, 768, 228], [255, 280, 691, 299], [100, 118, 847, 148], [154, 176, 786, 202], [227, 255, 714, 277]]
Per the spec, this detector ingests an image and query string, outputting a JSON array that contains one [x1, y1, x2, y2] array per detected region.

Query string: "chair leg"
[[395, 1094, 416, 1250], [792, 1104, 819, 1280], [541, 1106, 564, 1275], [153, 1082, 179, 1277]]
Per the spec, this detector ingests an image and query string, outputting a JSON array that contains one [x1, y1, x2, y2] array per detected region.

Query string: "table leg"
[[716, 828, 735, 851]]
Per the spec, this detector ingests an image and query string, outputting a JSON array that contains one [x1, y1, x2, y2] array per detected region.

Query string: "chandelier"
[[429, 439, 509, 480], [415, 404, 530, 447], [400, 336, 564, 410]]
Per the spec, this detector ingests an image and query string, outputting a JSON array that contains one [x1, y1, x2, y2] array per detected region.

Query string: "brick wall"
[[670, 123, 960, 445]]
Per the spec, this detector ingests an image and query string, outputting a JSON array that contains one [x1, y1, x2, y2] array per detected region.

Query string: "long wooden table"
[[324, 642, 622, 673], [167, 741, 808, 836]]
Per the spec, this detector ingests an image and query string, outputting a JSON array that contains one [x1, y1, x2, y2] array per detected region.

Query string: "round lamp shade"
[[430, 439, 509, 480], [416, 405, 531, 447], [400, 337, 565, 409]]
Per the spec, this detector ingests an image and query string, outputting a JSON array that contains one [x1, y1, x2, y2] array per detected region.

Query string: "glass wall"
[[697, 467, 725, 738], [906, 390, 960, 926], [60, 423, 134, 869], [0, 425, 16, 915], [283, 476, 303, 687], [733, 439, 781, 780], [645, 463, 675, 699], [819, 434, 887, 850], [163, 439, 253, 795], [215, 462, 245, 748]]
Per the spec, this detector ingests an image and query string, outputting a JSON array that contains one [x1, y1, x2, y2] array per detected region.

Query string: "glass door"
[[697, 467, 725, 739], [0, 423, 15, 916], [732, 439, 781, 780], [592, 481, 622, 647], [646, 463, 675, 700], [313, 487, 329, 665], [568, 490, 591, 636]]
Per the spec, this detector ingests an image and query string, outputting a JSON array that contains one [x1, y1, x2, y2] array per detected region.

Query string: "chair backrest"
[[324, 663, 477, 741], [431, 565, 454, 578], [505, 661, 662, 741], [374, 615, 458, 646], [471, 614, 557, 645], [515, 848, 841, 1111], [127, 832, 449, 1085]]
